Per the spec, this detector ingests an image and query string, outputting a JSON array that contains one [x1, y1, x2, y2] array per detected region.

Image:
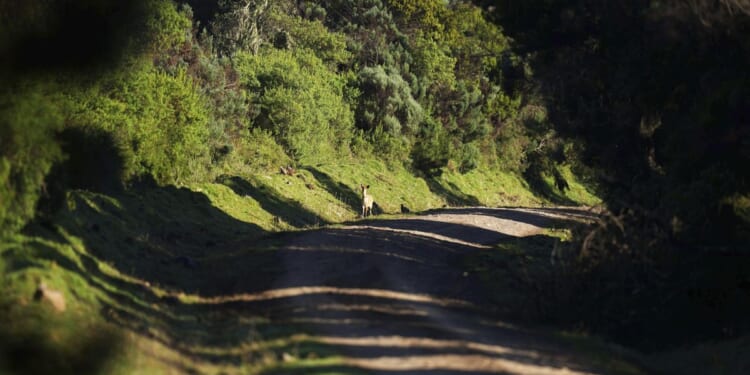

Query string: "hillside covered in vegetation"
[[1, 0, 748, 374], [1, 0, 596, 236]]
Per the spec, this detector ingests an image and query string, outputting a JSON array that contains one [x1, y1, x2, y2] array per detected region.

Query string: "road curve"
[[257, 207, 609, 374]]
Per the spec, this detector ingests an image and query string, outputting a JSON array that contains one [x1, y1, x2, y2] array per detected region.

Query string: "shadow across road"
[[18, 203, 616, 374], [251, 207, 613, 374]]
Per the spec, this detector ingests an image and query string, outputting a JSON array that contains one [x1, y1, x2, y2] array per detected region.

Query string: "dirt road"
[[250, 207, 614, 374]]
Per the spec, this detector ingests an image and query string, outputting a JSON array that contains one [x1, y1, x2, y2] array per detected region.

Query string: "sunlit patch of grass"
[[208, 157, 449, 227], [437, 167, 541, 207], [196, 182, 285, 231], [542, 165, 601, 206], [199, 157, 599, 236], [313, 159, 445, 214], [254, 169, 357, 224]]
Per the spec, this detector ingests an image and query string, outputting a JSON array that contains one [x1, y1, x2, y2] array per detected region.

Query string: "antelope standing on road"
[[360, 184, 374, 218]]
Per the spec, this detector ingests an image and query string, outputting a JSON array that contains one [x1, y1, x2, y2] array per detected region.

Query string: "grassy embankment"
[[0, 158, 599, 374]]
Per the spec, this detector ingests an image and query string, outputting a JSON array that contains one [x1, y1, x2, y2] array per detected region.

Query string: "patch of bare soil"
[[252, 207, 614, 374]]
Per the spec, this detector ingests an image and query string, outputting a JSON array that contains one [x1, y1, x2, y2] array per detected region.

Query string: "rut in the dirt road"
[[245, 207, 610, 374]]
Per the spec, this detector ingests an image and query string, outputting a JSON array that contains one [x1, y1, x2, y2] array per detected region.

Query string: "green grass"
[[198, 157, 599, 233], [1, 154, 604, 374], [0, 235, 163, 375], [542, 164, 601, 206], [195, 182, 285, 231], [311, 160, 444, 213], [436, 167, 541, 207]]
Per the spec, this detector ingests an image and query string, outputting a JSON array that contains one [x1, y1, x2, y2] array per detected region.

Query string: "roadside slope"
[[0, 163, 601, 374]]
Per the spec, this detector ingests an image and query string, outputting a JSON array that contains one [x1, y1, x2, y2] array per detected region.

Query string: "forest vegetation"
[[0, 0, 748, 373]]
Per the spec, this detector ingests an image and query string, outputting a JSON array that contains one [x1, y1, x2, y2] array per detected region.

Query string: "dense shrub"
[[411, 116, 451, 176], [410, 33, 457, 97], [356, 65, 423, 136], [235, 48, 355, 164], [0, 0, 204, 234], [143, 0, 193, 54], [269, 12, 352, 67], [1, 0, 570, 237], [0, 84, 63, 235], [70, 66, 211, 185]]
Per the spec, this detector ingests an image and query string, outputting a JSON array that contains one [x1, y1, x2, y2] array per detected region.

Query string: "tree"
[[234, 48, 355, 163], [492, 0, 750, 240], [212, 0, 271, 55]]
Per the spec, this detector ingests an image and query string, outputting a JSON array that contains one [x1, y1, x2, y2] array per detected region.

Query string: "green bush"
[[367, 127, 411, 165], [411, 116, 450, 176], [71, 66, 211, 185], [457, 142, 481, 173], [269, 11, 352, 67], [410, 33, 457, 96], [356, 65, 423, 137], [0, 83, 63, 235], [235, 48, 355, 164], [143, 0, 192, 54]]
